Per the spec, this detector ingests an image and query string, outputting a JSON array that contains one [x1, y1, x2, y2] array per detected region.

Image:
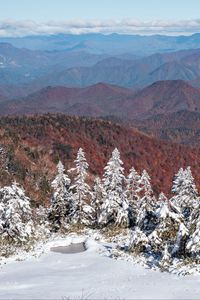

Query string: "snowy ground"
[[0, 235, 200, 299]]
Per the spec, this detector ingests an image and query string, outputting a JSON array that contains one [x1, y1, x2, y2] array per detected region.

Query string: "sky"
[[0, 0, 200, 36]]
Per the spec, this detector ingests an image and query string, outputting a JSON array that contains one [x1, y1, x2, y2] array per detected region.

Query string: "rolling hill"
[[1, 80, 200, 121], [0, 83, 135, 116], [126, 80, 200, 119]]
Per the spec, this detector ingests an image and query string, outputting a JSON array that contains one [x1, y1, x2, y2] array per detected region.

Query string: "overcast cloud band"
[[0, 19, 200, 37]]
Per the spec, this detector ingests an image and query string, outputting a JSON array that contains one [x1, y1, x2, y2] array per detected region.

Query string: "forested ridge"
[[0, 114, 200, 203]]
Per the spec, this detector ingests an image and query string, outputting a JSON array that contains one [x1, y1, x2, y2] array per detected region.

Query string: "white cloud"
[[0, 19, 200, 37]]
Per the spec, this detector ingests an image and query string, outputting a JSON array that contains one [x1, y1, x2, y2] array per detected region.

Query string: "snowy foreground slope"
[[0, 236, 200, 299]]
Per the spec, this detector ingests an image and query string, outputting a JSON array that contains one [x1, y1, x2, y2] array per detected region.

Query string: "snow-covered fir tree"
[[156, 193, 181, 221], [126, 167, 141, 225], [129, 227, 149, 254], [171, 168, 185, 195], [99, 148, 130, 228], [34, 205, 50, 239], [126, 167, 141, 202], [140, 170, 153, 196], [49, 161, 72, 231], [159, 244, 171, 271], [70, 148, 93, 226], [0, 182, 34, 244], [158, 192, 168, 203], [172, 222, 189, 257], [149, 194, 183, 253], [171, 167, 198, 222], [186, 217, 200, 257], [135, 170, 156, 233], [91, 177, 105, 224], [186, 200, 200, 258]]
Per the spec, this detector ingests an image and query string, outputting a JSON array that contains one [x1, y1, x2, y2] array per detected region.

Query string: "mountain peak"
[[130, 80, 200, 119]]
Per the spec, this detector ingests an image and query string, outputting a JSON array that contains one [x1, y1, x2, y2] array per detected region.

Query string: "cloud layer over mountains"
[[1, 18, 200, 37]]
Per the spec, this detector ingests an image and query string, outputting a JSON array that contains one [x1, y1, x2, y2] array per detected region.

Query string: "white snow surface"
[[0, 233, 200, 299]]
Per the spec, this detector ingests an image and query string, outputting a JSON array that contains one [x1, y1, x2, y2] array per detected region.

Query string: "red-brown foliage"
[[0, 114, 200, 204]]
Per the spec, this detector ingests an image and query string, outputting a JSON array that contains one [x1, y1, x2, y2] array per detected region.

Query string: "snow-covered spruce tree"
[[148, 193, 183, 254], [34, 205, 50, 239], [126, 167, 141, 202], [129, 170, 156, 255], [49, 161, 72, 231], [186, 200, 200, 258], [158, 192, 168, 203], [91, 177, 105, 225], [98, 148, 130, 228], [0, 182, 34, 244], [140, 170, 153, 196], [171, 167, 198, 222], [159, 244, 172, 271], [135, 170, 156, 234], [126, 167, 141, 226], [186, 216, 200, 258], [171, 168, 185, 195], [156, 193, 181, 221], [172, 222, 189, 257], [70, 148, 93, 226], [129, 227, 149, 254]]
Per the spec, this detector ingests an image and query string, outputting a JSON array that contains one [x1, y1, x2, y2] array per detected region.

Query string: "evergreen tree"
[[186, 200, 200, 257], [171, 167, 198, 221], [99, 148, 130, 228], [126, 167, 141, 225], [186, 217, 200, 257], [70, 148, 93, 226], [171, 168, 185, 195], [135, 170, 156, 233], [34, 205, 50, 239], [159, 245, 171, 271], [149, 194, 183, 253], [158, 192, 168, 203], [126, 167, 141, 202], [49, 161, 72, 231], [0, 182, 34, 244], [140, 170, 153, 196], [156, 194, 181, 221], [91, 177, 105, 224], [172, 222, 189, 257], [129, 227, 149, 254]]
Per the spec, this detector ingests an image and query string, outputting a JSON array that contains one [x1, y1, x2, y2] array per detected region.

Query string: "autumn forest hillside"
[[0, 114, 200, 204]]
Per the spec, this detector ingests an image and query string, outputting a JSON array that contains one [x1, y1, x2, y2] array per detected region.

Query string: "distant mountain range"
[[1, 33, 200, 149], [35, 49, 200, 88], [1, 33, 200, 55], [0, 42, 109, 85], [1, 42, 200, 90]]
